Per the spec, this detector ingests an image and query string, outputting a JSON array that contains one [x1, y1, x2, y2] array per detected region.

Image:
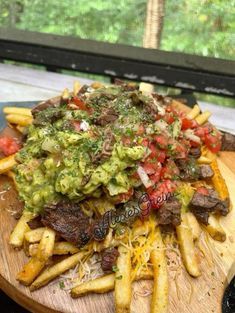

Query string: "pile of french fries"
[[0, 83, 231, 313]]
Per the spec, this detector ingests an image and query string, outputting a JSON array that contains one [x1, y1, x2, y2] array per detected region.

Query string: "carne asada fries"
[[0, 80, 233, 313]]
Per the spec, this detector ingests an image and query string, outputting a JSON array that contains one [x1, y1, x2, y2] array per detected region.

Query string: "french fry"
[[73, 81, 81, 96], [132, 220, 152, 238], [3, 107, 32, 117], [176, 213, 201, 277], [186, 212, 202, 241], [115, 245, 131, 313], [61, 88, 70, 101], [197, 155, 212, 164], [24, 227, 46, 243], [6, 114, 32, 126], [203, 215, 226, 242], [0, 154, 16, 174], [91, 81, 104, 89], [17, 228, 55, 285], [53, 242, 79, 255], [16, 257, 45, 286], [71, 268, 153, 298], [36, 228, 56, 261], [9, 211, 36, 248], [195, 111, 211, 125], [210, 159, 230, 201], [16, 125, 25, 133], [139, 82, 154, 94], [150, 227, 168, 313], [186, 104, 200, 120], [29, 241, 79, 257], [30, 251, 87, 291]]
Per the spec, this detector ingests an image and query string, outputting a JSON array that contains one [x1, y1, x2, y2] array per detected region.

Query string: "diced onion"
[[80, 120, 90, 131], [137, 166, 152, 188], [184, 129, 201, 143], [154, 119, 168, 131]]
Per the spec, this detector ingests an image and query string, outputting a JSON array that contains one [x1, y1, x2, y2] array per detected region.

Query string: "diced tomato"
[[156, 150, 166, 163], [0, 136, 21, 156], [181, 117, 198, 130], [189, 140, 201, 148], [163, 112, 175, 125], [148, 180, 177, 209], [142, 162, 157, 175], [149, 163, 162, 185], [72, 121, 81, 132], [204, 131, 222, 153], [161, 159, 179, 180], [153, 134, 168, 149], [148, 143, 158, 158], [174, 141, 188, 159], [141, 138, 149, 148], [70, 96, 92, 113], [197, 187, 209, 195]]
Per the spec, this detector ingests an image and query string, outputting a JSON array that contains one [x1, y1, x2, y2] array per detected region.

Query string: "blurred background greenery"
[[0, 0, 234, 106]]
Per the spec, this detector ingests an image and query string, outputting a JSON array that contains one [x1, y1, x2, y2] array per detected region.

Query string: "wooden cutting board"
[[1, 109, 235, 313]]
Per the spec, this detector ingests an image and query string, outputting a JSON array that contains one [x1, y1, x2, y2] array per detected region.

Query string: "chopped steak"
[[199, 165, 214, 179], [31, 96, 61, 117], [41, 201, 93, 247], [94, 107, 118, 126], [176, 158, 200, 181], [157, 196, 181, 226], [101, 247, 119, 272], [92, 129, 115, 163], [189, 147, 201, 159], [221, 132, 235, 151], [27, 216, 43, 229], [189, 190, 229, 225]]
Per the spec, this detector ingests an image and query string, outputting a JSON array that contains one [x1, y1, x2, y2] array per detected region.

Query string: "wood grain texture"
[[0, 102, 235, 313]]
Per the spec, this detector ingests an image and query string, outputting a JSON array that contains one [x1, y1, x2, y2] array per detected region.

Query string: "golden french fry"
[[139, 82, 154, 94], [203, 215, 226, 242], [115, 245, 131, 313], [210, 159, 230, 201], [186, 104, 200, 120], [195, 111, 211, 125], [176, 213, 201, 277], [197, 156, 212, 164], [24, 227, 46, 243], [150, 227, 168, 313], [6, 114, 33, 126], [186, 212, 202, 241], [28, 243, 39, 257], [6, 170, 17, 186], [73, 81, 81, 96], [71, 268, 153, 298], [30, 251, 86, 291], [36, 228, 56, 261], [61, 88, 70, 100], [9, 211, 36, 248], [132, 220, 152, 238], [91, 81, 104, 89], [16, 125, 25, 133], [3, 107, 32, 117], [53, 241, 79, 255], [16, 257, 45, 286], [17, 228, 55, 285], [29, 241, 79, 257], [0, 154, 16, 174]]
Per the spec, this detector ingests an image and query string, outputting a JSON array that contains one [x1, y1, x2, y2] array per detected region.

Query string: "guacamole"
[[15, 85, 152, 212]]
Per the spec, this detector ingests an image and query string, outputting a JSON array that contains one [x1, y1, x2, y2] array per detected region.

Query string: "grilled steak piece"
[[189, 190, 229, 225], [189, 147, 201, 159], [176, 158, 200, 181], [92, 129, 115, 163], [221, 132, 235, 151], [101, 247, 119, 272], [157, 197, 181, 227], [32, 96, 61, 117], [41, 201, 93, 247], [27, 216, 43, 229], [94, 107, 118, 126], [199, 165, 214, 179]]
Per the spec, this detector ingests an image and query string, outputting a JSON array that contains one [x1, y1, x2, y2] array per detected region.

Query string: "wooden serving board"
[[1, 106, 235, 313]]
